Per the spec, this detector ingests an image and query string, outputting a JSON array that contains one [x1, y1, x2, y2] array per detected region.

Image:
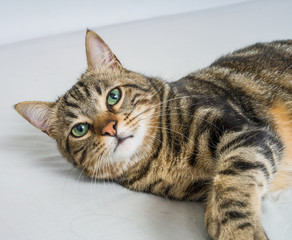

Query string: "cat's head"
[[15, 30, 160, 179]]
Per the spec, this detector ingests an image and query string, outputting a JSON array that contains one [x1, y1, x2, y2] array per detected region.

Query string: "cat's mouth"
[[114, 135, 134, 152]]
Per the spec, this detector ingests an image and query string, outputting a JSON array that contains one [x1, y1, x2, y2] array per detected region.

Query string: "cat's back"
[[212, 40, 292, 74], [172, 40, 292, 190], [212, 40, 292, 191], [173, 40, 292, 107]]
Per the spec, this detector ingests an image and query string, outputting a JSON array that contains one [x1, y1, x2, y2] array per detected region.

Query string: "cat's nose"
[[101, 120, 117, 136]]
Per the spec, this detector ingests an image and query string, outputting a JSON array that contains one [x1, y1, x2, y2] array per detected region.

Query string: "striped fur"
[[15, 32, 292, 240]]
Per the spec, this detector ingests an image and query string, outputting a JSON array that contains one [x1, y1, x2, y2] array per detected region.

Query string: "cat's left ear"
[[85, 30, 122, 72], [15, 101, 56, 137]]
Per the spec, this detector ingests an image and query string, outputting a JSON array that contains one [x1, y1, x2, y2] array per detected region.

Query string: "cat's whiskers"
[[142, 120, 194, 127], [99, 149, 107, 177], [101, 159, 109, 199], [79, 147, 101, 201], [142, 79, 165, 101], [125, 79, 167, 117], [145, 124, 197, 148], [93, 149, 106, 188], [132, 94, 213, 120], [89, 154, 100, 204], [80, 145, 104, 191], [139, 112, 221, 132], [104, 155, 121, 202], [139, 111, 196, 120], [75, 148, 97, 188], [145, 132, 174, 153]]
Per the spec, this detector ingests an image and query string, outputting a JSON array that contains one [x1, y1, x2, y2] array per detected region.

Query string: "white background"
[[0, 0, 249, 45]]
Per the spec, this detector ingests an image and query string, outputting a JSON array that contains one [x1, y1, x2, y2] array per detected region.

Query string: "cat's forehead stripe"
[[95, 86, 102, 95], [63, 94, 80, 109], [76, 81, 91, 98]]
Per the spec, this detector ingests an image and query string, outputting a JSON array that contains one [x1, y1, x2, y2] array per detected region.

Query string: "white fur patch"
[[110, 123, 146, 162]]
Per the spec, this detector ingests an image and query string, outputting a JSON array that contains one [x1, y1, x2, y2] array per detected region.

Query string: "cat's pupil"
[[110, 93, 118, 99], [76, 124, 84, 132]]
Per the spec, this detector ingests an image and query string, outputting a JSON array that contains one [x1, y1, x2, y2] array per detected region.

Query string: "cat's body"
[[15, 31, 292, 240]]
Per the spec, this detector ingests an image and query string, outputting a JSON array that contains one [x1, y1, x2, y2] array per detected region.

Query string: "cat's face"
[[55, 70, 159, 178], [15, 31, 160, 179]]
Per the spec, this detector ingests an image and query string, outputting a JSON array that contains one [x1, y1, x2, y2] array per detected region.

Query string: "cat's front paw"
[[206, 212, 268, 240]]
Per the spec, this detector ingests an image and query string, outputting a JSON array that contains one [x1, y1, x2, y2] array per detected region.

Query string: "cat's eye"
[[107, 88, 121, 106], [71, 123, 89, 137]]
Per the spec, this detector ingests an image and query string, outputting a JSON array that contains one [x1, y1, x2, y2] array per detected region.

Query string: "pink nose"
[[101, 120, 117, 136]]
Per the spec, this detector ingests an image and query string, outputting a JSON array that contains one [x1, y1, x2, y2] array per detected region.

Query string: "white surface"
[[0, 0, 250, 45], [1, 0, 292, 239]]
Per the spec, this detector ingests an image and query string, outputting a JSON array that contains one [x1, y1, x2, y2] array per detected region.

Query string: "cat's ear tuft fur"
[[15, 101, 55, 136], [85, 30, 122, 71]]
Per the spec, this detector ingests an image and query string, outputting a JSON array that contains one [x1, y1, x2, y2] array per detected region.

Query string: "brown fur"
[[15, 31, 292, 240]]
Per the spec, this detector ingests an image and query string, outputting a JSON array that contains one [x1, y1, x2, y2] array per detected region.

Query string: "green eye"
[[71, 123, 89, 137], [107, 88, 121, 106]]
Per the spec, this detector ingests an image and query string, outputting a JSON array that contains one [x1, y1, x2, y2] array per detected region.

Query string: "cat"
[[15, 30, 292, 240]]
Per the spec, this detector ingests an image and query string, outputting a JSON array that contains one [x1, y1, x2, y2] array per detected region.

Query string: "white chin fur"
[[112, 124, 146, 162]]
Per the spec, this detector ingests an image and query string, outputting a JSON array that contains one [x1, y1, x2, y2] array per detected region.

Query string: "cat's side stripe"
[[182, 179, 212, 200]]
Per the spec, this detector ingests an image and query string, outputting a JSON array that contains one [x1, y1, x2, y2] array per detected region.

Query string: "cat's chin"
[[111, 125, 146, 162], [112, 137, 135, 159]]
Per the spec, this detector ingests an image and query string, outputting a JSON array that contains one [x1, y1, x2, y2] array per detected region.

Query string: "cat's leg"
[[205, 169, 268, 240], [205, 130, 282, 240]]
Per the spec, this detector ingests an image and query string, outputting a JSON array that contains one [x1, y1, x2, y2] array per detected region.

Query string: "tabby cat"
[[15, 30, 292, 240]]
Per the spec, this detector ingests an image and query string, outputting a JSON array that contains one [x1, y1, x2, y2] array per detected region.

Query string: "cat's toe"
[[206, 217, 268, 240]]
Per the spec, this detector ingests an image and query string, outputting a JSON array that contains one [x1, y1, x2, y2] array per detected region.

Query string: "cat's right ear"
[[15, 101, 55, 137], [85, 30, 122, 72]]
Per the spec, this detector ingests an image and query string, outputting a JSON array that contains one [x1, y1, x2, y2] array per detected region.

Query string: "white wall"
[[0, 0, 250, 46]]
